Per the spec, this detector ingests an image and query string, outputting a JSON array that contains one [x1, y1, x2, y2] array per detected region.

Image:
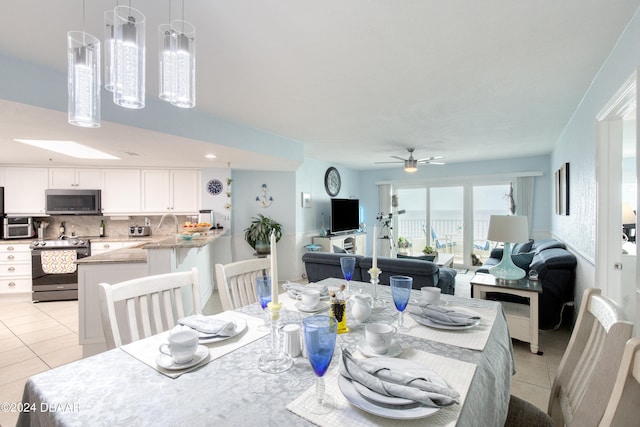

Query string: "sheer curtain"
[[515, 176, 535, 235]]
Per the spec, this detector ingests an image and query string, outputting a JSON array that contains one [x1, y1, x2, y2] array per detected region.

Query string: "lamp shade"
[[487, 215, 529, 244], [622, 202, 636, 225]]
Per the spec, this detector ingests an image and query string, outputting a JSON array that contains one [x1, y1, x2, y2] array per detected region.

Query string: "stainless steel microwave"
[[3, 217, 34, 239], [45, 189, 102, 215]]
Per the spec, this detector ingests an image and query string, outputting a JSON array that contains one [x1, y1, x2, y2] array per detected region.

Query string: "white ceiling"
[[1, 1, 638, 171]]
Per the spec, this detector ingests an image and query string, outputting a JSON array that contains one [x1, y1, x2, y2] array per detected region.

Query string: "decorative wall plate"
[[324, 167, 341, 196], [207, 179, 223, 195]]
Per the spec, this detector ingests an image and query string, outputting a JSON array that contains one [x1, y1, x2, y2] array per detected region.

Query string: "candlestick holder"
[[368, 268, 386, 310], [258, 302, 293, 374]]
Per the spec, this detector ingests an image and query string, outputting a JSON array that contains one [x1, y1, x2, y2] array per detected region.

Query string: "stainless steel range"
[[30, 238, 91, 302]]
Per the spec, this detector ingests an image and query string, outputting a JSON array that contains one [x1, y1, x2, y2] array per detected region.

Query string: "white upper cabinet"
[[141, 169, 200, 214], [49, 168, 101, 189], [101, 169, 141, 214], [3, 167, 48, 215]]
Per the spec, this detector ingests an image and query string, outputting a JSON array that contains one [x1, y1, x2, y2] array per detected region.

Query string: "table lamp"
[[487, 215, 529, 282]]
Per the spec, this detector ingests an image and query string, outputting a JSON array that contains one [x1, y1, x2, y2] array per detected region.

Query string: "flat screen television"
[[330, 198, 360, 234]]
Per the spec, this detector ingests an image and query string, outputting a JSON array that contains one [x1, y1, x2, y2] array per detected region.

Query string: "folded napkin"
[[339, 348, 460, 407], [406, 303, 481, 327], [178, 315, 236, 336], [282, 282, 329, 298]]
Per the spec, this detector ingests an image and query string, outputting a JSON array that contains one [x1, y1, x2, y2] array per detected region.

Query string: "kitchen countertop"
[[76, 230, 226, 264]]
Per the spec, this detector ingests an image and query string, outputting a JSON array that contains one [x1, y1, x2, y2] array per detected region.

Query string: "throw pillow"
[[511, 252, 534, 270], [513, 239, 534, 254]]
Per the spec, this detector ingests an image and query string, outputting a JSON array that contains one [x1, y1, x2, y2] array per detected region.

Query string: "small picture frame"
[[301, 192, 311, 208]]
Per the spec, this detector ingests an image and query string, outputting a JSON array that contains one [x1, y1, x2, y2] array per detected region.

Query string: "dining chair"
[[215, 258, 270, 311], [98, 267, 202, 349], [599, 337, 640, 427], [505, 288, 633, 427]]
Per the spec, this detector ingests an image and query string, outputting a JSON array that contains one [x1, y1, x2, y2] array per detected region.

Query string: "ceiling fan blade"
[[374, 160, 404, 164], [390, 156, 407, 161], [416, 156, 444, 162], [419, 161, 446, 165]]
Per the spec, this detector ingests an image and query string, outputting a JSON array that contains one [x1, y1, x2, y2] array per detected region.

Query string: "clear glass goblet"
[[303, 315, 338, 415], [340, 256, 356, 294], [390, 275, 412, 332], [255, 276, 272, 332]]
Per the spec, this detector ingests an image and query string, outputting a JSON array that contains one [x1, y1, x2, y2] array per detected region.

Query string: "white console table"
[[312, 233, 366, 255]]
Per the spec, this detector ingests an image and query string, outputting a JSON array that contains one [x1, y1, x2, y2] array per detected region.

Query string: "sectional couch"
[[477, 238, 577, 329], [301, 252, 456, 294]]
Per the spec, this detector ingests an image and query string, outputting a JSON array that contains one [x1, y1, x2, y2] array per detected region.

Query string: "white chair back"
[[215, 258, 270, 311], [599, 337, 640, 427], [98, 267, 202, 349], [548, 288, 633, 426]]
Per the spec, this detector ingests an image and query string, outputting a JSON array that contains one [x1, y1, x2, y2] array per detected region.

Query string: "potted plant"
[[244, 214, 283, 255], [422, 245, 438, 259], [397, 237, 411, 255]]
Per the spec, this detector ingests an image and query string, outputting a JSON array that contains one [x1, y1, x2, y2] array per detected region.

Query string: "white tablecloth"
[[18, 279, 513, 427]]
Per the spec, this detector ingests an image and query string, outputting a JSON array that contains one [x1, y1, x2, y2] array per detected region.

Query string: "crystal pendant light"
[[113, 5, 145, 109], [103, 10, 115, 92], [169, 19, 196, 108], [158, 23, 173, 102], [67, 31, 101, 128]]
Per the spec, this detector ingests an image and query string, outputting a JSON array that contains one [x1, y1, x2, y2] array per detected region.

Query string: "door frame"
[[595, 70, 637, 321]]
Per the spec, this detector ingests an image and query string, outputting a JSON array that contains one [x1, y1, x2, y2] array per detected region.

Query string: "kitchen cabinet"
[[90, 240, 138, 256], [312, 233, 366, 255], [0, 243, 32, 299], [101, 169, 141, 214], [49, 168, 101, 189], [141, 169, 200, 214], [3, 167, 48, 215]]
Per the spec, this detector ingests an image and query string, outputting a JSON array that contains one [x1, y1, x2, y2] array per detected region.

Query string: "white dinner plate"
[[198, 318, 247, 344], [155, 345, 210, 371], [295, 301, 330, 313], [409, 313, 481, 330], [338, 375, 440, 419], [357, 338, 403, 358]]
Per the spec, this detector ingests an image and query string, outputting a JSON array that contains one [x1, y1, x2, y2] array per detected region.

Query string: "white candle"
[[270, 230, 278, 305], [372, 225, 378, 270]]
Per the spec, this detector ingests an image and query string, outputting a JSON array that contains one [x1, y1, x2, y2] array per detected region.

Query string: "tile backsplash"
[[33, 215, 199, 239]]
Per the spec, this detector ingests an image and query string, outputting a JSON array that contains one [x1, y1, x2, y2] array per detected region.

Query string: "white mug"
[[283, 324, 302, 357], [365, 323, 396, 354], [421, 286, 441, 304], [298, 288, 320, 309], [159, 329, 199, 364]]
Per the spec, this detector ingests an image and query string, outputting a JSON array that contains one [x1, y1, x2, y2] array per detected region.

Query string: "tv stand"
[[312, 233, 366, 255]]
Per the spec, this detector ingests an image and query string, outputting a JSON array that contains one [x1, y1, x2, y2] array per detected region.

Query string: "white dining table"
[[16, 278, 514, 427]]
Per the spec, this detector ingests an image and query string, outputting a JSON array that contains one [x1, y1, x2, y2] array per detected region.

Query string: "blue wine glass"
[[255, 276, 272, 331], [340, 256, 356, 294], [390, 275, 412, 332], [303, 315, 338, 414]]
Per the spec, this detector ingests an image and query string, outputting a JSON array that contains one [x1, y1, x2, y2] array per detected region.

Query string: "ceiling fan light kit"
[[375, 148, 445, 173]]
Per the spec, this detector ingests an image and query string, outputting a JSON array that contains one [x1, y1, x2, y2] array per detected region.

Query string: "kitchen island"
[[77, 230, 227, 356]]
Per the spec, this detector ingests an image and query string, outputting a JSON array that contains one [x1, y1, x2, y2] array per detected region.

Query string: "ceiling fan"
[[375, 148, 445, 172]]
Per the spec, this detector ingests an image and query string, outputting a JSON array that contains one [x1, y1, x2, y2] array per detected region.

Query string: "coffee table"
[[470, 272, 543, 354], [435, 253, 454, 268]]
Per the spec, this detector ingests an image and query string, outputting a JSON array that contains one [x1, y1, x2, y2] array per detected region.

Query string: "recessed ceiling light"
[[205, 154, 216, 159], [14, 139, 120, 160]]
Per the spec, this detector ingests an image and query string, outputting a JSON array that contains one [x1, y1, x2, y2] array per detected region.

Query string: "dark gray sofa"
[[301, 252, 456, 295], [477, 238, 577, 329]]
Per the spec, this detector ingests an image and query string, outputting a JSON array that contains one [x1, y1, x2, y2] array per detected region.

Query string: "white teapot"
[[350, 292, 372, 323]]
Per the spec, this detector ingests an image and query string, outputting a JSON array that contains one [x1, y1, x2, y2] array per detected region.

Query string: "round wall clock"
[[324, 167, 341, 196], [206, 179, 224, 195]]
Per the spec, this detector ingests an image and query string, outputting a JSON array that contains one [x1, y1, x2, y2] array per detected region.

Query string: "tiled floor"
[[0, 283, 569, 427]]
